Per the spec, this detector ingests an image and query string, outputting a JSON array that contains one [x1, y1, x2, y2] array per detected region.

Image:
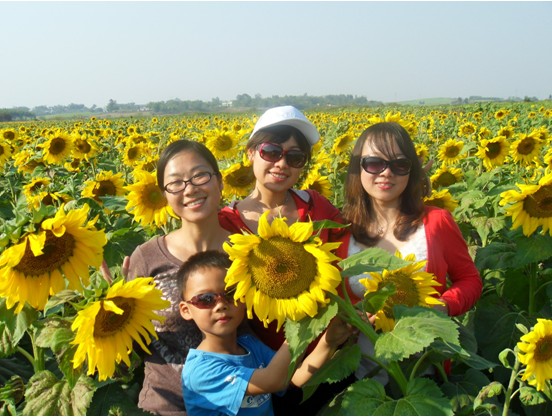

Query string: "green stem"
[[409, 349, 432, 381], [330, 289, 409, 394], [502, 352, 521, 416], [16, 346, 36, 368]]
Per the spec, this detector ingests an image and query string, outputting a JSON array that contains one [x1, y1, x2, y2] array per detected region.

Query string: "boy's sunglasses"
[[185, 289, 236, 309], [360, 156, 412, 176], [257, 142, 308, 169]]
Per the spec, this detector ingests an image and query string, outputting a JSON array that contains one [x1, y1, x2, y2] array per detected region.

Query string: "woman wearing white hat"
[[219, 105, 352, 415]]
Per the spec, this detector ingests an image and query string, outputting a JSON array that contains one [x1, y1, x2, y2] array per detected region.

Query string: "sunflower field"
[[1, 100, 551, 415]]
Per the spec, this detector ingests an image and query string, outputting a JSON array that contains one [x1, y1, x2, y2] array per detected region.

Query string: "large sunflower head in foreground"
[[0, 204, 107, 313], [359, 252, 444, 332], [71, 277, 170, 381], [499, 172, 552, 236], [223, 212, 342, 330], [517, 318, 552, 392]]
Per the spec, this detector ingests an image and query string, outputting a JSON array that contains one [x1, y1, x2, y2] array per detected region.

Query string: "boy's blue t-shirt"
[[182, 334, 278, 416]]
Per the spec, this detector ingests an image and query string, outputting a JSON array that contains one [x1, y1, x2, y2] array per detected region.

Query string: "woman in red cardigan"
[[340, 121, 482, 381]]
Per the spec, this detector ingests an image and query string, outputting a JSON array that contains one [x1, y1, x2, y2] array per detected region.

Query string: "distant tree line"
[[0, 93, 548, 121]]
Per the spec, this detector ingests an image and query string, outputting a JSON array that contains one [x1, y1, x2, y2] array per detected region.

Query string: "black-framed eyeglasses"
[[257, 142, 308, 169], [164, 172, 216, 194], [360, 156, 412, 176], [184, 289, 236, 309]]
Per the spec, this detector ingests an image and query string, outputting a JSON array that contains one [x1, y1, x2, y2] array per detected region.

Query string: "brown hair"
[[342, 122, 425, 246]]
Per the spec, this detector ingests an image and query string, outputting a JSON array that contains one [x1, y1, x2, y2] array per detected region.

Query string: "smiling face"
[[248, 136, 304, 193], [163, 150, 223, 222], [179, 266, 245, 341], [360, 139, 410, 208]]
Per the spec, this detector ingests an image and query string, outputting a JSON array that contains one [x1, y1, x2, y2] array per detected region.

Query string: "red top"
[[219, 189, 347, 351]]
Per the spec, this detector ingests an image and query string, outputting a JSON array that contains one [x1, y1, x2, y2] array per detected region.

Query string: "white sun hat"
[[250, 105, 320, 146]]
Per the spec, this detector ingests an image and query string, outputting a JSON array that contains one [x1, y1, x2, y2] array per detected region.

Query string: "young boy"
[[177, 250, 351, 416]]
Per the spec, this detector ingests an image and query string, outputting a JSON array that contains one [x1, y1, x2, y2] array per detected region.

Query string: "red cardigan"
[[340, 206, 482, 317]]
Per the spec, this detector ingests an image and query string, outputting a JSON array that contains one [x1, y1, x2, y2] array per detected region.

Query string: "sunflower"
[[0, 139, 13, 167], [82, 170, 126, 203], [509, 132, 543, 166], [517, 318, 552, 392], [331, 132, 355, 156], [498, 126, 515, 140], [300, 167, 332, 199], [40, 130, 73, 165], [359, 252, 444, 332], [22, 177, 51, 203], [424, 189, 459, 213], [499, 172, 552, 236], [0, 204, 107, 313], [125, 169, 173, 228], [221, 161, 256, 201], [415, 143, 429, 165], [72, 132, 99, 161], [475, 135, 510, 171], [458, 122, 477, 137], [494, 108, 510, 120], [71, 277, 169, 381], [438, 139, 464, 165], [205, 128, 241, 160], [2, 128, 18, 142], [223, 212, 342, 330], [430, 166, 463, 189]]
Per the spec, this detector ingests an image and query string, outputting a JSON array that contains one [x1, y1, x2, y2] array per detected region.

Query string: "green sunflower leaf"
[[0, 298, 38, 357], [339, 247, 410, 276], [22, 370, 95, 416], [321, 377, 452, 415], [375, 306, 459, 362], [285, 301, 338, 380]]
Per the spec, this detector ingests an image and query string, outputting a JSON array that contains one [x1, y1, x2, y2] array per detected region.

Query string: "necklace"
[[376, 225, 385, 236]]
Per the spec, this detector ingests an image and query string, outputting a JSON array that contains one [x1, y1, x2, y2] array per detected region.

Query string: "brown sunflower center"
[[127, 146, 140, 161], [534, 335, 552, 362], [14, 230, 75, 276], [228, 166, 255, 188], [75, 139, 92, 154], [523, 185, 552, 219], [143, 183, 168, 209], [380, 271, 420, 318], [3, 131, 15, 140], [249, 236, 317, 299], [0, 146, 5, 157], [444, 146, 460, 158], [94, 180, 117, 198], [435, 172, 458, 187], [517, 138, 536, 155], [486, 142, 503, 159], [93, 297, 135, 338], [215, 134, 233, 152], [50, 137, 68, 155]]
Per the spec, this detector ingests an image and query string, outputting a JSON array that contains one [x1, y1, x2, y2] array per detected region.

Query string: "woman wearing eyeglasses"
[[126, 139, 231, 415], [219, 106, 350, 415], [340, 122, 482, 381]]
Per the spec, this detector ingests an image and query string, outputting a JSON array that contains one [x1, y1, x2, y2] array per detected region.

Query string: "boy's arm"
[[246, 341, 292, 395], [291, 317, 352, 387]]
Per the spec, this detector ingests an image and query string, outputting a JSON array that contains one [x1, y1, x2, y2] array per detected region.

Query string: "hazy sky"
[[2, 1, 551, 109]]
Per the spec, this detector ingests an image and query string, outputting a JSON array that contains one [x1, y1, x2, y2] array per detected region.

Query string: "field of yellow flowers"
[[0, 101, 551, 415]]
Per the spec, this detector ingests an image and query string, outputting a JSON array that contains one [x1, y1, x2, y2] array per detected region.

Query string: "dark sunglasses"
[[184, 288, 236, 309], [360, 156, 412, 176], [257, 142, 308, 169]]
